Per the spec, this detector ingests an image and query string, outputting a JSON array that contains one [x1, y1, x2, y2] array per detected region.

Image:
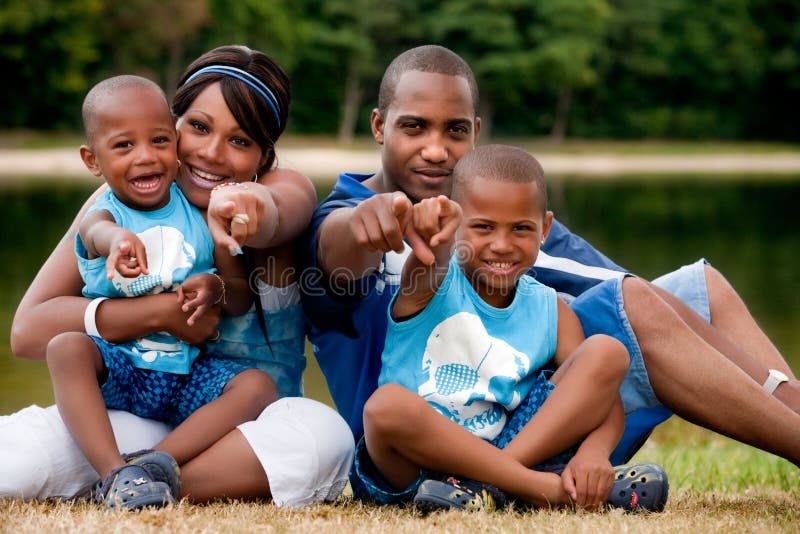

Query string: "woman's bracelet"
[[211, 182, 249, 192], [84, 297, 109, 338], [212, 273, 227, 305]]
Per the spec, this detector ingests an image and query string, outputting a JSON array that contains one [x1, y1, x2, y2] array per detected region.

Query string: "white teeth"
[[132, 176, 160, 189], [487, 261, 513, 269], [193, 167, 224, 182]]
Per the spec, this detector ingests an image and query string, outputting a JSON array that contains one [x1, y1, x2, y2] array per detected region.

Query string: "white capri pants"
[[0, 397, 354, 507]]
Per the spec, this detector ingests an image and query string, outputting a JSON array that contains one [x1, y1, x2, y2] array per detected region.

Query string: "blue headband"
[[185, 65, 281, 128]]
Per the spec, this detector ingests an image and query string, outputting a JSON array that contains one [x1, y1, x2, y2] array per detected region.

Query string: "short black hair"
[[82, 75, 166, 145], [452, 144, 548, 211], [378, 45, 479, 115]]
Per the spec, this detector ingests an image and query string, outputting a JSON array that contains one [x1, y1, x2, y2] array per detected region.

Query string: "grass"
[[2, 494, 798, 534], [2, 418, 798, 533]]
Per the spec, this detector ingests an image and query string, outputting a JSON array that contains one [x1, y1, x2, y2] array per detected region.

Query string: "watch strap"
[[762, 369, 789, 395]]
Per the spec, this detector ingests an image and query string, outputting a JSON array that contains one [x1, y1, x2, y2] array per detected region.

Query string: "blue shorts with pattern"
[[354, 371, 577, 505], [93, 336, 251, 427]]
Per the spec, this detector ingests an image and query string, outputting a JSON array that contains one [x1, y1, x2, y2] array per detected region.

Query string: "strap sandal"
[[96, 464, 174, 511], [607, 462, 669, 512], [122, 449, 181, 499], [413, 476, 507, 513]]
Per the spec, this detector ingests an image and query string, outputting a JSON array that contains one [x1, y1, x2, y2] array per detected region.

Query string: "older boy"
[[357, 145, 668, 511], [301, 44, 800, 507]]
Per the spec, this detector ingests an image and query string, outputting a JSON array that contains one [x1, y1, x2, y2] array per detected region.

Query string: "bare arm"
[[392, 196, 461, 319], [551, 302, 625, 508], [317, 191, 433, 284], [10, 185, 219, 360], [552, 298, 586, 366], [574, 396, 625, 461], [253, 167, 316, 247], [552, 299, 626, 458], [79, 209, 150, 279], [211, 242, 251, 316], [207, 168, 316, 254], [561, 396, 625, 509]]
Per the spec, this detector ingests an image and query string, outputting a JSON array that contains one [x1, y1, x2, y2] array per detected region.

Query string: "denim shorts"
[[569, 258, 710, 414], [94, 336, 250, 426]]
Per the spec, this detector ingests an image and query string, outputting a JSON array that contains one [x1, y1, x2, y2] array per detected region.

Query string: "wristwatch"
[[762, 369, 789, 395]]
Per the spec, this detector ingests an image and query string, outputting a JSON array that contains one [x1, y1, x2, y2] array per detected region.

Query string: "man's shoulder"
[[517, 273, 557, 299], [315, 172, 376, 213]]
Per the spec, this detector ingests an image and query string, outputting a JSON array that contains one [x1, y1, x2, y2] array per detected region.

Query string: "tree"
[[296, 0, 423, 144], [588, 0, 766, 139], [97, 0, 211, 97], [426, 0, 611, 141], [0, 0, 103, 128]]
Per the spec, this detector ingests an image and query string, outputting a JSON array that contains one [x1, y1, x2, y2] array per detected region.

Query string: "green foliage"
[[96, 0, 211, 95], [204, 0, 300, 69], [0, 0, 798, 140], [0, 0, 102, 128]]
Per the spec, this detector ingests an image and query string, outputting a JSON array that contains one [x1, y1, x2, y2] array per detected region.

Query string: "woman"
[[5, 45, 354, 506]]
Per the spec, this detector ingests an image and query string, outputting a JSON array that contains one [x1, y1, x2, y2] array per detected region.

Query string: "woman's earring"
[[540, 238, 546, 245], [253, 173, 258, 182], [177, 159, 182, 167]]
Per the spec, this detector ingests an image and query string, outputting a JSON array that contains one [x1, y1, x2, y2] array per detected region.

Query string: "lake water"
[[1, 176, 798, 413]]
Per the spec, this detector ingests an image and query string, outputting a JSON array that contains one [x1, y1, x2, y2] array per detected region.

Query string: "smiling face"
[[80, 85, 177, 211], [456, 176, 552, 308], [370, 71, 480, 202], [174, 82, 268, 209]]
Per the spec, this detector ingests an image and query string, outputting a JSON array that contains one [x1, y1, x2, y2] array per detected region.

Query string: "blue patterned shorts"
[[354, 371, 579, 504], [491, 371, 579, 467], [93, 336, 250, 426]]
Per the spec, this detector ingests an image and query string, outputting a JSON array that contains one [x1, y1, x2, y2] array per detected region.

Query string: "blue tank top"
[[76, 184, 215, 374], [380, 255, 558, 441]]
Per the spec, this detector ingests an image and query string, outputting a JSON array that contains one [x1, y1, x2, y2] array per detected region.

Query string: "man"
[[302, 45, 800, 503]]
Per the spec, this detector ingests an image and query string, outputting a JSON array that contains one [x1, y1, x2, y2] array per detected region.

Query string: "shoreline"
[[2, 148, 800, 183]]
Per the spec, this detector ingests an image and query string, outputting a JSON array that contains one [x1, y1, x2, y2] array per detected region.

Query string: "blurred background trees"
[[1, 0, 798, 141]]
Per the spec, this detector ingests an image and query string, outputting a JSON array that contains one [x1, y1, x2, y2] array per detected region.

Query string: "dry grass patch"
[[3, 489, 798, 534], [3, 419, 798, 533]]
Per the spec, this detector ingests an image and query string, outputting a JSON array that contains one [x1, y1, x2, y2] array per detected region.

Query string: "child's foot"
[[413, 476, 507, 512], [95, 464, 174, 510], [122, 449, 181, 499], [606, 462, 669, 512]]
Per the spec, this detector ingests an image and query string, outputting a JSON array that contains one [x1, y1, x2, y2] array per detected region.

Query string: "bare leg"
[[155, 369, 278, 464], [624, 277, 800, 465], [504, 334, 628, 467], [648, 272, 800, 414], [704, 264, 794, 375], [363, 384, 568, 507], [178, 429, 270, 502], [46, 332, 124, 478]]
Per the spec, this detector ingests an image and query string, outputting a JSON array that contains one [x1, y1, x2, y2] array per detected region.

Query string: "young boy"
[[45, 75, 276, 510], [354, 144, 668, 511]]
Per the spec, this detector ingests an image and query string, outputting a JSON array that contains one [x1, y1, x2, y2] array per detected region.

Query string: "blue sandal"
[[122, 449, 181, 500], [607, 462, 669, 512], [95, 464, 174, 511], [413, 477, 508, 512]]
